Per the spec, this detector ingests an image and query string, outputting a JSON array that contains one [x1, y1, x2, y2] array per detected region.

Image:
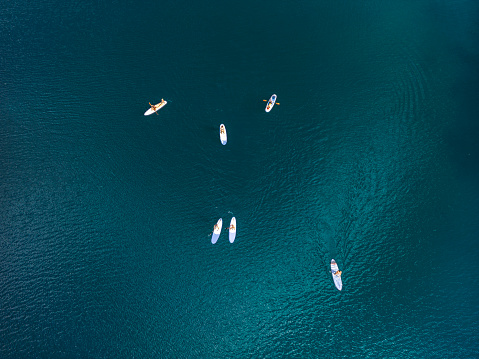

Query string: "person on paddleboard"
[[149, 99, 164, 111], [227, 224, 235, 230], [335, 271, 342, 277], [208, 223, 220, 236], [149, 102, 159, 111]]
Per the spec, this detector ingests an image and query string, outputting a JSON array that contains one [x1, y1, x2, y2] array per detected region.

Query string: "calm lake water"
[[1, 0, 478, 357]]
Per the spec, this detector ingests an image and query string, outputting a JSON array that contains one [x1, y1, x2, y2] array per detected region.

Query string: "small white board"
[[219, 124, 227, 145], [331, 259, 343, 291], [211, 218, 222, 244], [265, 94, 277, 112], [144, 99, 167, 116], [229, 217, 236, 243]]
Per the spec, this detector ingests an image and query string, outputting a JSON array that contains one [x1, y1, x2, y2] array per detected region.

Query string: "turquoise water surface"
[[1, 0, 478, 357]]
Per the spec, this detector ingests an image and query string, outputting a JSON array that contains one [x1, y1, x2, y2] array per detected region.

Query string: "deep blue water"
[[1, 0, 478, 357]]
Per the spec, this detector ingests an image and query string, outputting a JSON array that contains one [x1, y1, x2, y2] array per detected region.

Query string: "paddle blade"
[[263, 99, 267, 101]]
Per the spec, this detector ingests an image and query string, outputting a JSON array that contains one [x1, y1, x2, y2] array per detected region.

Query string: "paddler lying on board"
[[334, 271, 342, 277], [149, 99, 165, 111]]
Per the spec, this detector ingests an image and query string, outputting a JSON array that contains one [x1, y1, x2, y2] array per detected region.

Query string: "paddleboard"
[[265, 94, 277, 112], [144, 99, 167, 116], [211, 218, 222, 244], [219, 124, 227, 145], [228, 217, 236, 243], [331, 259, 343, 291]]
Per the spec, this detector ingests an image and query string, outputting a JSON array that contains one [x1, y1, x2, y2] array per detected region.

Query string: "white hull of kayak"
[[265, 94, 277, 112], [229, 217, 236, 243], [144, 100, 167, 116], [331, 259, 342, 291], [219, 124, 227, 145], [211, 218, 222, 244]]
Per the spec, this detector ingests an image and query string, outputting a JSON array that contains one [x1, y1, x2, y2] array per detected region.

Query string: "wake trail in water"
[[306, 215, 335, 273]]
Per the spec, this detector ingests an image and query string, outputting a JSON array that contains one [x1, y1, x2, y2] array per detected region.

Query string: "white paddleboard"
[[228, 217, 236, 243], [265, 94, 277, 112], [331, 259, 343, 291], [211, 218, 222, 244], [219, 124, 227, 145], [144, 99, 167, 116]]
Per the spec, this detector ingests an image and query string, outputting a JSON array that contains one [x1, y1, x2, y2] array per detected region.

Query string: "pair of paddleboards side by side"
[[331, 259, 343, 291], [219, 124, 227, 145], [211, 218, 222, 244], [265, 94, 277, 112], [144, 99, 167, 116], [211, 217, 236, 244]]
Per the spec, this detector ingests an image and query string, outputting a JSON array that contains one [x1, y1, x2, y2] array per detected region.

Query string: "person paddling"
[[208, 223, 220, 236], [335, 270, 342, 277]]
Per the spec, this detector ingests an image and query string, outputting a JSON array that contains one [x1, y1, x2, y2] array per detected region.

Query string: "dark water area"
[[1, 0, 478, 357]]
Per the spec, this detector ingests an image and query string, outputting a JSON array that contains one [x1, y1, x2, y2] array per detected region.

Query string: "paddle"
[[262, 99, 280, 105], [149, 102, 159, 115], [208, 225, 220, 236]]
